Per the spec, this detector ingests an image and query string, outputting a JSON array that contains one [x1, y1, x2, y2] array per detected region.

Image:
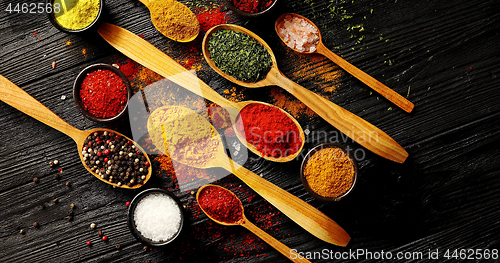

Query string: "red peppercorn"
[[106, 140, 111, 144], [97, 151, 102, 157], [136, 151, 140, 155], [86, 241, 91, 246], [104, 158, 109, 163], [58, 168, 63, 173], [88, 141, 92, 147], [127, 140, 133, 146], [104, 149, 110, 155], [115, 135, 120, 139], [95, 137, 100, 142], [102, 236, 108, 241], [144, 162, 150, 166], [125, 201, 130, 206]]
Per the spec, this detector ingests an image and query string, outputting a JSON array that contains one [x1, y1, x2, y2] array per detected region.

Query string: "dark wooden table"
[[1, 0, 499, 262]]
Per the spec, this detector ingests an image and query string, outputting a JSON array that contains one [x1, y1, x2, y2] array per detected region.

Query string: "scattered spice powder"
[[196, 7, 227, 32], [233, 0, 274, 13], [198, 185, 243, 224], [303, 147, 355, 198]]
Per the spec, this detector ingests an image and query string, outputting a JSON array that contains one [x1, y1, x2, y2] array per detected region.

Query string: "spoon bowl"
[[275, 13, 414, 113], [138, 0, 199, 42], [197, 184, 312, 262], [147, 105, 350, 246], [0, 75, 151, 189], [202, 24, 408, 163]]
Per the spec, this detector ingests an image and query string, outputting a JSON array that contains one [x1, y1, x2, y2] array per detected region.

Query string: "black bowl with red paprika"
[[225, 0, 278, 18], [74, 63, 132, 123]]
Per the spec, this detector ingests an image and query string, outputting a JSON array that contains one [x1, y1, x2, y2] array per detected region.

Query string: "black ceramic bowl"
[[127, 188, 185, 247], [47, 0, 104, 34], [300, 143, 358, 202], [73, 63, 131, 123], [225, 0, 279, 18]]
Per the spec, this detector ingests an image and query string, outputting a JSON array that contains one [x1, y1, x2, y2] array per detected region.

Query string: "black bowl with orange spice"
[[73, 63, 131, 123], [300, 143, 358, 202]]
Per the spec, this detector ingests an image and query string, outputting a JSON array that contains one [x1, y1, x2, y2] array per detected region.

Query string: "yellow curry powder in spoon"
[[147, 106, 219, 167], [148, 0, 199, 42]]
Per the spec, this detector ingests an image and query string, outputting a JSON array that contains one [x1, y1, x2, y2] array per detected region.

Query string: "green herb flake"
[[208, 30, 273, 83]]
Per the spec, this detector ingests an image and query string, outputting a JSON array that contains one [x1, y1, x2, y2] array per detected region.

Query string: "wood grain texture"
[[1, 0, 500, 262]]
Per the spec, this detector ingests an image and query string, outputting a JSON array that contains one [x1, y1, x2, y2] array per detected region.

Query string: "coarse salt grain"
[[278, 16, 320, 53], [133, 193, 182, 242]]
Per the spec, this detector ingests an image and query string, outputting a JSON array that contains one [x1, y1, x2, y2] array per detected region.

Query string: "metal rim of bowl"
[[127, 188, 185, 247], [73, 63, 131, 123], [224, 0, 279, 18], [47, 0, 105, 34], [300, 143, 359, 202]]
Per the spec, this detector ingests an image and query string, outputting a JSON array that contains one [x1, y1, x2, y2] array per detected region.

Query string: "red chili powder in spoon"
[[198, 186, 243, 224]]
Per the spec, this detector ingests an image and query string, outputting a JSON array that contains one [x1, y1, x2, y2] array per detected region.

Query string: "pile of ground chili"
[[79, 69, 128, 119], [233, 0, 273, 13], [198, 185, 243, 224], [236, 103, 303, 158], [82, 131, 150, 187]]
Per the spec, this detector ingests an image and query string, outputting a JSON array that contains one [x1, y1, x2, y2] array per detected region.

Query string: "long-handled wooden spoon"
[[275, 13, 414, 113], [202, 24, 409, 163], [197, 185, 312, 263], [0, 75, 151, 189], [98, 23, 304, 163], [138, 0, 199, 42], [154, 105, 350, 246]]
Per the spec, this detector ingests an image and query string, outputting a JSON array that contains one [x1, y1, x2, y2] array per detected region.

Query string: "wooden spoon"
[[156, 105, 350, 246], [197, 185, 312, 263], [275, 13, 414, 113], [0, 74, 151, 189], [98, 23, 305, 163], [138, 0, 199, 42], [202, 24, 409, 163]]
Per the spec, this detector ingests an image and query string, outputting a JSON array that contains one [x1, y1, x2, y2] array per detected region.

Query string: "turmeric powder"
[[148, 0, 200, 42], [303, 147, 355, 198], [147, 106, 219, 167]]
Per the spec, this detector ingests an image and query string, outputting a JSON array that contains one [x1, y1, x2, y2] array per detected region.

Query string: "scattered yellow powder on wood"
[[66, 40, 72, 45], [82, 48, 87, 54]]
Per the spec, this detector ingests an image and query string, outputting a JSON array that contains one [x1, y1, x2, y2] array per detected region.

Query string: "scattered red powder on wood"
[[196, 8, 227, 32], [118, 59, 140, 80]]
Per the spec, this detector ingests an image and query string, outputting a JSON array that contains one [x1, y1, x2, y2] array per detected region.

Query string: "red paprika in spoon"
[[198, 185, 243, 224]]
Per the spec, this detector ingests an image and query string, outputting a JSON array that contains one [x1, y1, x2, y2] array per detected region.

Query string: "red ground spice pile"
[[117, 59, 140, 80], [196, 7, 227, 32], [79, 69, 128, 119], [236, 103, 303, 158], [198, 186, 243, 224], [233, 0, 273, 13]]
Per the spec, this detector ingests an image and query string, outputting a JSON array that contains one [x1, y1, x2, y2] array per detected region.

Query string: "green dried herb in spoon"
[[208, 29, 272, 83]]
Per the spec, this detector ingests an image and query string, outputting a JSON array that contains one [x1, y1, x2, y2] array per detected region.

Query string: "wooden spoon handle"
[[316, 44, 414, 113], [97, 23, 237, 111], [270, 69, 408, 163], [0, 75, 84, 142], [217, 158, 350, 246], [241, 219, 312, 263]]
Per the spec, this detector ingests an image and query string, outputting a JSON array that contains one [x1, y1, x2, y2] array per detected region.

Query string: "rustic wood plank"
[[1, 0, 500, 262]]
